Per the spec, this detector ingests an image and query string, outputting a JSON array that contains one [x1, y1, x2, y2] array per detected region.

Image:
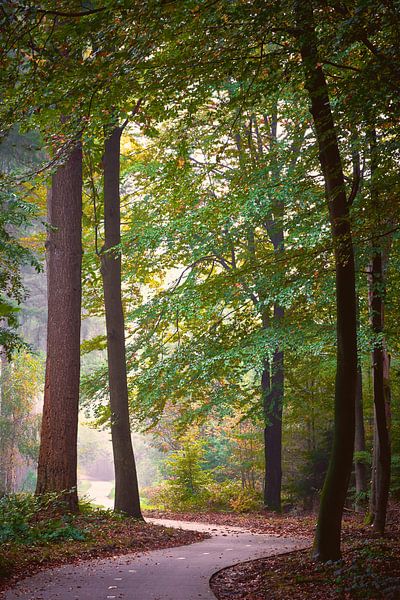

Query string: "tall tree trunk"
[[36, 144, 82, 512], [295, 1, 358, 561], [367, 129, 391, 534], [262, 306, 284, 511], [354, 363, 368, 511], [368, 251, 391, 534], [101, 125, 142, 518], [263, 137, 285, 511]]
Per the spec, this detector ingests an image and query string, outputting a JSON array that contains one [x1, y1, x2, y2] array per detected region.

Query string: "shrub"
[[140, 485, 165, 509], [228, 486, 263, 513], [0, 493, 86, 545], [205, 480, 238, 511], [158, 436, 214, 510]]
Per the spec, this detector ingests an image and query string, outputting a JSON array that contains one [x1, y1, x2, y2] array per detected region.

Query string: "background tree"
[[100, 121, 142, 518]]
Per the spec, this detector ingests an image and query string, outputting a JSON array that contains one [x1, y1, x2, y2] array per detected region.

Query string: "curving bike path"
[[3, 518, 309, 600]]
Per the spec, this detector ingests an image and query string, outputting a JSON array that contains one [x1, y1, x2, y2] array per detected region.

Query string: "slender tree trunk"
[[368, 251, 391, 534], [101, 125, 142, 518], [263, 178, 285, 510], [262, 306, 284, 511], [354, 363, 368, 511], [36, 144, 82, 512], [367, 129, 391, 534], [295, 1, 358, 561]]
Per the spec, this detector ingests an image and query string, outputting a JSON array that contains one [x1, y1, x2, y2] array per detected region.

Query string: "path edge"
[[209, 544, 311, 600]]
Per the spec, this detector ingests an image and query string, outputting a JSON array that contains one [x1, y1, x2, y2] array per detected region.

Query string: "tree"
[[100, 123, 142, 518], [115, 95, 311, 513], [35, 144, 82, 512], [160, 433, 213, 510], [295, 0, 358, 560], [367, 129, 392, 534]]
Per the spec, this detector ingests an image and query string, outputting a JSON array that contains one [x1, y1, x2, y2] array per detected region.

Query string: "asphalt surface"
[[3, 518, 309, 600]]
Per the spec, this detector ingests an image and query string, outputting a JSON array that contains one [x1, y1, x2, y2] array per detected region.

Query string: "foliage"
[[0, 493, 86, 545], [0, 189, 41, 354], [0, 350, 43, 494], [225, 484, 263, 514], [0, 0, 399, 545], [159, 435, 214, 510], [286, 432, 332, 510]]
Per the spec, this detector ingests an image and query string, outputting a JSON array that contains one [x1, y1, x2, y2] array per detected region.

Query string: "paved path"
[[3, 518, 309, 600]]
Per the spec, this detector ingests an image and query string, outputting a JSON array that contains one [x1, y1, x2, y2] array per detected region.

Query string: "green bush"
[[158, 436, 214, 510], [153, 477, 263, 513], [0, 493, 86, 545], [147, 435, 263, 513], [158, 482, 211, 511], [205, 480, 262, 512]]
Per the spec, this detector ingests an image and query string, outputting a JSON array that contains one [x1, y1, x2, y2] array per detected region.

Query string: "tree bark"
[[295, 0, 358, 561], [367, 128, 391, 534], [368, 251, 391, 534], [262, 306, 284, 511], [263, 121, 285, 511], [101, 125, 142, 518], [35, 144, 82, 512]]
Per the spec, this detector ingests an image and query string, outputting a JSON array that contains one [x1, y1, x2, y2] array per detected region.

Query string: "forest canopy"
[[0, 0, 399, 566]]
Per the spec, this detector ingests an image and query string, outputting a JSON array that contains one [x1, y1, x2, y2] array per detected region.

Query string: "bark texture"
[[295, 0, 358, 561], [263, 135, 285, 511], [368, 252, 391, 534], [367, 129, 392, 534], [35, 144, 82, 512], [262, 307, 284, 511], [101, 125, 142, 518]]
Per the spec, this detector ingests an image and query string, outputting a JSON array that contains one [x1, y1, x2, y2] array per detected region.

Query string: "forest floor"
[[2, 505, 399, 598], [146, 507, 400, 599], [0, 509, 208, 592]]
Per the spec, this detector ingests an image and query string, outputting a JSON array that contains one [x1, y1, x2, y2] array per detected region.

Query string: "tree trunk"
[[262, 306, 284, 511], [101, 125, 142, 518], [263, 145, 285, 511], [354, 363, 368, 511], [295, 1, 358, 561], [367, 128, 391, 534], [368, 251, 391, 534], [35, 144, 82, 512]]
